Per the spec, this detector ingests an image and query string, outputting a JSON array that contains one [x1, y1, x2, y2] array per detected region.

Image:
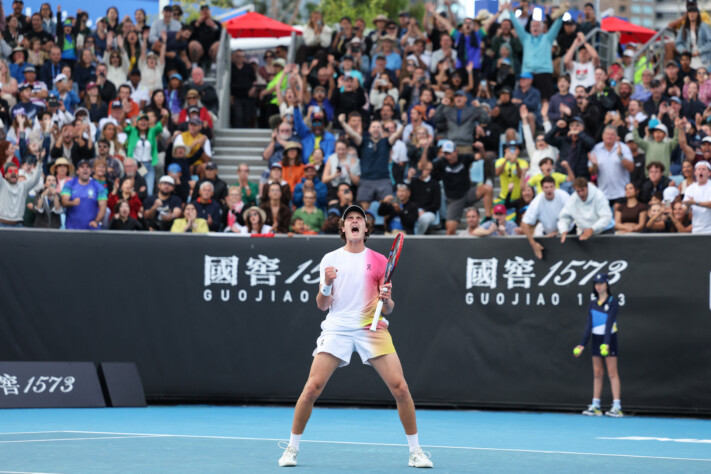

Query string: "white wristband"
[[320, 284, 332, 296]]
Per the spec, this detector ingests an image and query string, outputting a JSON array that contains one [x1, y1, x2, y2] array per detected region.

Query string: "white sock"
[[592, 398, 601, 408], [288, 433, 302, 450], [613, 399, 621, 409], [406, 433, 419, 453]]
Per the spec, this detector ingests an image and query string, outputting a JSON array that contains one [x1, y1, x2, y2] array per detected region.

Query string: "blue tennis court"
[[1, 405, 710, 473]]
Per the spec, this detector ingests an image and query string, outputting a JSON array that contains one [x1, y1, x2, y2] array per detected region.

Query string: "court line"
[[0, 432, 67, 436], [0, 435, 164, 444], [598, 436, 711, 444], [0, 471, 63, 474], [60, 431, 711, 462]]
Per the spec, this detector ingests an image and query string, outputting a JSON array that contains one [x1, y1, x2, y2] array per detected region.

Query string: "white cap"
[[159, 175, 175, 185], [53, 73, 68, 83], [439, 139, 455, 153], [653, 124, 668, 136], [663, 186, 680, 202], [702, 136, 711, 144], [623, 49, 635, 58], [624, 133, 634, 142], [694, 160, 711, 171]]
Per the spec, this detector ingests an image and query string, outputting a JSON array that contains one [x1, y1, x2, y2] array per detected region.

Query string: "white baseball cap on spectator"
[[440, 140, 455, 154], [695, 160, 711, 170], [702, 136, 711, 144], [624, 133, 634, 143], [159, 175, 175, 185], [53, 73, 68, 84], [652, 124, 668, 136], [623, 49, 635, 58], [663, 186, 680, 202]]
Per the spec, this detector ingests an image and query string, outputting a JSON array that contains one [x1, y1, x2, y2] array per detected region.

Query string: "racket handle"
[[369, 300, 384, 332]]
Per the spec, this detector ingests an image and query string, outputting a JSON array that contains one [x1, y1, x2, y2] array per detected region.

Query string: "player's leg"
[[292, 352, 341, 434], [279, 352, 340, 467], [370, 352, 417, 434], [370, 352, 433, 468], [604, 356, 623, 417]]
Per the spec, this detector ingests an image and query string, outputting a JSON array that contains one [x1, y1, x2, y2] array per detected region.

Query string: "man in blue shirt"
[[338, 112, 403, 210], [509, 1, 569, 100], [293, 164, 328, 209], [512, 72, 542, 124], [60, 159, 108, 230]]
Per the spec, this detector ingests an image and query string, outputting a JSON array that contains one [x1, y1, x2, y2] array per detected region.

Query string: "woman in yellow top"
[[495, 140, 528, 201], [171, 202, 209, 233]]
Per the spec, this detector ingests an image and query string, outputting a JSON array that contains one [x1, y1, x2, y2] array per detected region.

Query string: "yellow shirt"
[[496, 157, 529, 200], [171, 218, 209, 233], [527, 172, 568, 193]]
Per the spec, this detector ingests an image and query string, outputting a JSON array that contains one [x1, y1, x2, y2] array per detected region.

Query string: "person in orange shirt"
[[281, 141, 305, 191]]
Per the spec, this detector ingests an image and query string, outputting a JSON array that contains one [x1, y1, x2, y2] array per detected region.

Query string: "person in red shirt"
[[107, 177, 143, 220]]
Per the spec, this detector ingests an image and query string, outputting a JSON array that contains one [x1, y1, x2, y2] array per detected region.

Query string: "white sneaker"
[[605, 406, 624, 418], [408, 447, 433, 468], [582, 404, 602, 416], [278, 444, 298, 467]]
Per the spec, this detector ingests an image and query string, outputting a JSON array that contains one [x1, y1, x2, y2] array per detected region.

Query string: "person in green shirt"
[[292, 189, 324, 233], [527, 157, 574, 193], [260, 58, 286, 126], [234, 163, 259, 207], [632, 120, 680, 176]]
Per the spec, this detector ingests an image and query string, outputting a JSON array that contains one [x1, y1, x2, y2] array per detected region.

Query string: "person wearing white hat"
[[52, 73, 80, 113], [682, 160, 711, 233], [632, 116, 681, 176]]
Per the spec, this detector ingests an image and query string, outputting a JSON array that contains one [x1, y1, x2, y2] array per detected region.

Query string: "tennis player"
[[278, 204, 433, 468], [573, 273, 623, 417]]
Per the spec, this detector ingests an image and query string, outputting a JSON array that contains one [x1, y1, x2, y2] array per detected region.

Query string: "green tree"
[[319, 0, 387, 25], [174, 0, 235, 24]]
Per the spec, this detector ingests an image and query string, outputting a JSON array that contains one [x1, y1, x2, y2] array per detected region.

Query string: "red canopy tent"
[[223, 12, 302, 39], [601, 17, 656, 45]]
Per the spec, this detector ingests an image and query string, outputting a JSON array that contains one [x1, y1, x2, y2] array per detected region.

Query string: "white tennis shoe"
[[408, 447, 433, 468], [278, 445, 298, 467]]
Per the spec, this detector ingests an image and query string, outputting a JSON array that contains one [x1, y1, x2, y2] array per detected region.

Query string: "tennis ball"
[[573, 347, 582, 356], [600, 344, 609, 357]]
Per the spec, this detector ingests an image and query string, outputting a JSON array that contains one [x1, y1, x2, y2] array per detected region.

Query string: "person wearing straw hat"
[[366, 14, 389, 56], [235, 205, 272, 235]]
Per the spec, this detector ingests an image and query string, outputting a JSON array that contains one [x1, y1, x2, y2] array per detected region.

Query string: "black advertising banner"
[[0, 362, 105, 408], [1, 229, 710, 414]]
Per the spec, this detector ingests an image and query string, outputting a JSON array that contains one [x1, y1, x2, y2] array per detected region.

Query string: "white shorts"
[[312, 328, 396, 367]]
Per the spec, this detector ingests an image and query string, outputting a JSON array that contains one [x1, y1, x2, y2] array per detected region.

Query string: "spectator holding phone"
[[32, 174, 63, 229]]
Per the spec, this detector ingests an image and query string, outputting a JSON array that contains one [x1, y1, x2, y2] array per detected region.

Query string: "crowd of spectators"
[[2, 0, 711, 243]]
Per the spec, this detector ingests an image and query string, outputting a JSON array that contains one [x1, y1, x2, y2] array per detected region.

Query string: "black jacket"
[[377, 198, 420, 234], [545, 124, 596, 180], [409, 177, 441, 214]]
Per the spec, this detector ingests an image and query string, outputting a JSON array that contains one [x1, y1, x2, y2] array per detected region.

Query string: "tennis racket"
[[369, 233, 404, 332]]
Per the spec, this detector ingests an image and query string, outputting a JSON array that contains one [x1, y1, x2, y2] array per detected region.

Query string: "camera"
[[351, 44, 360, 53], [48, 99, 60, 108]]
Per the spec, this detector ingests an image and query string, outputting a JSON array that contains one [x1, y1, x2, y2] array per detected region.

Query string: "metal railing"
[[584, 27, 618, 71], [215, 28, 232, 130], [632, 27, 677, 77]]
